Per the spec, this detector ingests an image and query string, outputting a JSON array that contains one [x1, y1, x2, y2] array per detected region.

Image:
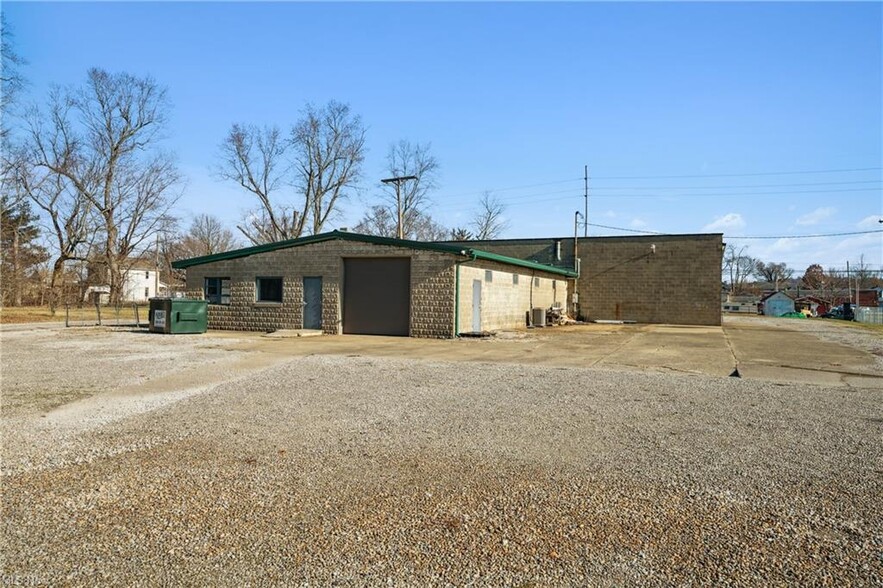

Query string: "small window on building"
[[256, 277, 283, 303], [144, 287, 150, 298], [512, 274, 519, 285], [485, 270, 493, 282], [534, 277, 540, 287], [205, 277, 231, 305], [552, 280, 557, 290]]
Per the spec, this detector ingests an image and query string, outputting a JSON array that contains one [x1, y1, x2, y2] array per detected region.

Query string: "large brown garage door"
[[343, 258, 411, 336]]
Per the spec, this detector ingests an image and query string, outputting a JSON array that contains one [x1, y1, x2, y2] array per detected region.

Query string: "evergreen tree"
[[1, 194, 48, 306]]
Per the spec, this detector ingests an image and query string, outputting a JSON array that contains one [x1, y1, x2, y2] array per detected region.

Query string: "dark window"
[[256, 277, 283, 303], [534, 277, 540, 287], [512, 274, 519, 285], [485, 270, 493, 282], [205, 277, 231, 305]]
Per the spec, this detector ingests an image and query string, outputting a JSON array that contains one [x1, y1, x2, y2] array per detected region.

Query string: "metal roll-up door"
[[343, 258, 411, 336]]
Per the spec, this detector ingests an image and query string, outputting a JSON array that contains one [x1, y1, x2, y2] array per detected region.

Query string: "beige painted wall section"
[[183, 240, 456, 338], [457, 259, 567, 333]]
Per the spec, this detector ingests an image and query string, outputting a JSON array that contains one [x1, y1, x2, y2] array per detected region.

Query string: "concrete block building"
[[444, 233, 724, 326], [172, 231, 573, 338]]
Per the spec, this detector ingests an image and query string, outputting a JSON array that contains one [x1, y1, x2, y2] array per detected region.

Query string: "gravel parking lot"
[[1, 322, 882, 586]]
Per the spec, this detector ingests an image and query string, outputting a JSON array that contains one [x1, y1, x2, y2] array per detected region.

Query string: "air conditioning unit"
[[532, 307, 546, 327]]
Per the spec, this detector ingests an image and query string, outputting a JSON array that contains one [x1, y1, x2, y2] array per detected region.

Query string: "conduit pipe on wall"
[[453, 250, 477, 337]]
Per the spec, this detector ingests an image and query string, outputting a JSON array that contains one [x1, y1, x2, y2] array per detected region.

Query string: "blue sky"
[[5, 1, 882, 271]]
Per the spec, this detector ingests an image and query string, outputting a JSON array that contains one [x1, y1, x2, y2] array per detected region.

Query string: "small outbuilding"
[[760, 291, 795, 317], [172, 230, 575, 338]]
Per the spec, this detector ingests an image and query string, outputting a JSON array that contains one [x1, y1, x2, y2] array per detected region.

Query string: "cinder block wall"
[[183, 240, 456, 337], [457, 259, 566, 333], [446, 234, 723, 326], [579, 235, 722, 325]]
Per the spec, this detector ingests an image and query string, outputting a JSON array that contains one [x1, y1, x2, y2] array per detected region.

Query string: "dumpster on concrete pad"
[[149, 298, 208, 334]]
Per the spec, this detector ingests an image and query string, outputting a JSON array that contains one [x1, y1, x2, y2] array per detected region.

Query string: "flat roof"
[[171, 230, 578, 278]]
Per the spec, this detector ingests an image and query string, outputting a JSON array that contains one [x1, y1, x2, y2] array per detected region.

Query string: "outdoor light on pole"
[[381, 175, 419, 239]]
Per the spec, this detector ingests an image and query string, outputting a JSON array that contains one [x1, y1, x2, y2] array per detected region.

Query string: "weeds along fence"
[[855, 306, 883, 325], [64, 303, 150, 328]]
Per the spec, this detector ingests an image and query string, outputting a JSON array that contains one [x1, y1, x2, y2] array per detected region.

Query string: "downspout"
[[453, 250, 476, 337]]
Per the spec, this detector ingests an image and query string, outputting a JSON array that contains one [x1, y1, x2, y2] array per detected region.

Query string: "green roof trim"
[[171, 230, 577, 277]]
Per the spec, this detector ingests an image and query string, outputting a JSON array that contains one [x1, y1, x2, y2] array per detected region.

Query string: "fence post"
[[95, 301, 102, 326], [134, 303, 140, 327], [65, 304, 70, 328]]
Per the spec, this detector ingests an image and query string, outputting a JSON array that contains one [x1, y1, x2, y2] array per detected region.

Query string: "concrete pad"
[[204, 318, 881, 388], [263, 329, 323, 338]]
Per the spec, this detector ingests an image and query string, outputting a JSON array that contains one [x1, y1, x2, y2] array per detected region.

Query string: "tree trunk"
[[12, 229, 22, 306], [105, 220, 122, 304], [48, 257, 64, 316]]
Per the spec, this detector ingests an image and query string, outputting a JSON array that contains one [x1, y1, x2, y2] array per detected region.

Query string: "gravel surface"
[[2, 331, 882, 586]]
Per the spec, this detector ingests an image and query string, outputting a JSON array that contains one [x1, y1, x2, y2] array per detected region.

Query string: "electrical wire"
[[583, 225, 883, 240], [590, 180, 882, 190], [591, 167, 882, 180], [589, 187, 880, 198], [585, 222, 664, 235], [726, 229, 883, 240]]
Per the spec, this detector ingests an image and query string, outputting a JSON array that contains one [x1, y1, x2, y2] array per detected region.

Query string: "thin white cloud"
[[795, 206, 835, 226], [703, 213, 745, 232], [630, 218, 648, 229], [603, 210, 616, 219], [857, 214, 882, 228]]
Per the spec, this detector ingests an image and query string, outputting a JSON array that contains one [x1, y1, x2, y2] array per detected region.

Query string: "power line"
[[591, 180, 882, 190], [434, 167, 882, 204], [590, 187, 881, 199], [592, 167, 882, 180], [582, 225, 883, 240], [727, 229, 883, 240], [585, 222, 664, 235], [437, 178, 582, 201]]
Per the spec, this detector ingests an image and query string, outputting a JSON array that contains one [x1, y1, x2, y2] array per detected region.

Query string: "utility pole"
[[154, 232, 160, 297], [381, 175, 419, 239], [584, 165, 589, 238]]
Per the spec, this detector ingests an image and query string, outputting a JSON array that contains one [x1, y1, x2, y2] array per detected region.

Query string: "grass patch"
[[1, 305, 149, 325]]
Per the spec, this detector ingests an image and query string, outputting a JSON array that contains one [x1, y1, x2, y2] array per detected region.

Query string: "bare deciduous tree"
[[753, 260, 793, 291], [217, 124, 298, 244], [217, 101, 365, 245], [8, 146, 95, 312], [410, 212, 449, 241], [470, 191, 508, 240], [27, 69, 181, 304], [353, 205, 396, 237], [380, 140, 439, 239], [180, 213, 239, 258], [294, 101, 366, 236], [353, 205, 448, 241], [722, 244, 755, 294], [1, 14, 26, 144]]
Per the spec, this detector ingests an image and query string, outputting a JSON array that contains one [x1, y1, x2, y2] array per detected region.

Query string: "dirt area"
[[1, 318, 881, 585]]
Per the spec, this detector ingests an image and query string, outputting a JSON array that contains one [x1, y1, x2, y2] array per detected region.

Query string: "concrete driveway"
[[208, 316, 881, 388]]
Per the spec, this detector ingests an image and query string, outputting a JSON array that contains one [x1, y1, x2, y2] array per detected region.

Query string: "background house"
[[84, 266, 166, 304]]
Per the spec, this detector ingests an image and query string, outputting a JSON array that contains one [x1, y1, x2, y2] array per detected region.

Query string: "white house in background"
[[83, 267, 166, 304], [122, 267, 166, 302]]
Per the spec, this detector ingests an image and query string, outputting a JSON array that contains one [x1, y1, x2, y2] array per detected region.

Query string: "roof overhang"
[[172, 230, 578, 278]]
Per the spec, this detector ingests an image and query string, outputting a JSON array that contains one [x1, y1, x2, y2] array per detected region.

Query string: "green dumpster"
[[149, 298, 208, 334]]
